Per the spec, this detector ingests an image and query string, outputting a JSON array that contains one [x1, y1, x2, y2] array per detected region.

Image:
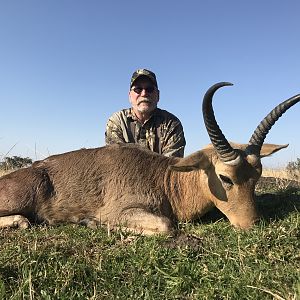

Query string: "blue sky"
[[0, 1, 299, 168]]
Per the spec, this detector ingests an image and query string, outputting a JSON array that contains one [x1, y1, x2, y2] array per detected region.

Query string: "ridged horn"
[[202, 82, 240, 164], [247, 94, 300, 155]]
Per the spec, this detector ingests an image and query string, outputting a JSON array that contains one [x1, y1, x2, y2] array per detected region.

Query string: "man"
[[105, 68, 186, 157]]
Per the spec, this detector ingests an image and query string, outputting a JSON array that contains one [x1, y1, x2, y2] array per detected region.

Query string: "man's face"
[[129, 76, 159, 115]]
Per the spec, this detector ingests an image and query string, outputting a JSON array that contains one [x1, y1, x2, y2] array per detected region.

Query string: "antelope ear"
[[260, 143, 288, 158], [169, 150, 211, 172]]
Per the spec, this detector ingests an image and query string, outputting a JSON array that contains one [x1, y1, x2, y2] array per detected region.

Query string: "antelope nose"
[[233, 217, 260, 230]]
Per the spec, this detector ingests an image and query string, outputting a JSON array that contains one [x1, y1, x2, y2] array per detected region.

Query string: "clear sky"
[[0, 1, 299, 168]]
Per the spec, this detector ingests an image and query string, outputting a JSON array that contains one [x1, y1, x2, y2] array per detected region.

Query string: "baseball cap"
[[130, 69, 158, 88]]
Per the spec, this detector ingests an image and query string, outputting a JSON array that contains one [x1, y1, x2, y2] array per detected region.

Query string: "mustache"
[[137, 97, 153, 105]]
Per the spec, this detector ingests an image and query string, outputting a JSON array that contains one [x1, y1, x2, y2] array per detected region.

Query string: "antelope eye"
[[219, 175, 234, 187]]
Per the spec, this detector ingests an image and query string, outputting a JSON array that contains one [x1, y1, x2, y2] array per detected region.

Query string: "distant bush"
[[286, 158, 300, 181], [0, 156, 32, 171]]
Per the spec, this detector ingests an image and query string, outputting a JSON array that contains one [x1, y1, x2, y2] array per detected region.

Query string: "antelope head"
[[171, 82, 300, 229]]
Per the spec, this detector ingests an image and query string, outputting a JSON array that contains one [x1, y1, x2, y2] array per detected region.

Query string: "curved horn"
[[247, 94, 300, 155], [202, 82, 240, 164]]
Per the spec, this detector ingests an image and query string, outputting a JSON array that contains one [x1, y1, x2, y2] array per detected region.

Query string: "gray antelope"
[[0, 82, 299, 234]]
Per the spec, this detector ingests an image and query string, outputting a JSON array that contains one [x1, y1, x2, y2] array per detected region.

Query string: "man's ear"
[[260, 143, 288, 158], [169, 150, 211, 172]]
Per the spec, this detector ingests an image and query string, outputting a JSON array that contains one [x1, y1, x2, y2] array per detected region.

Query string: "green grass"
[[0, 187, 299, 299]]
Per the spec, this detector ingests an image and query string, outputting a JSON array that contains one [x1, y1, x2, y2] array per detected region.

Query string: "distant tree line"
[[0, 156, 33, 171]]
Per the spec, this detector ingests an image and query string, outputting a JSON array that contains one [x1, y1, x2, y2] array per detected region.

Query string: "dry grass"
[[257, 167, 300, 194], [262, 168, 300, 182], [262, 168, 288, 179]]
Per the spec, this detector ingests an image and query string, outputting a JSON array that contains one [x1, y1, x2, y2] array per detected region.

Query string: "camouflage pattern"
[[105, 108, 186, 157], [130, 69, 158, 88]]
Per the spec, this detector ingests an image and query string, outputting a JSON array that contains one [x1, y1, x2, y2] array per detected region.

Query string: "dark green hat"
[[130, 69, 158, 88]]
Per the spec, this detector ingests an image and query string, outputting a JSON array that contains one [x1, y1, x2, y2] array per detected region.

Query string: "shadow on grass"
[[0, 266, 18, 285], [255, 176, 300, 223], [256, 189, 300, 222]]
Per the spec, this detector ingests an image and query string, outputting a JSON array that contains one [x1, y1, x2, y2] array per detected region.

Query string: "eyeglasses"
[[131, 86, 155, 94]]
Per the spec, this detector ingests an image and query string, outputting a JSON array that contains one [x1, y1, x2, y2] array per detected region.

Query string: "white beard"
[[137, 103, 155, 113]]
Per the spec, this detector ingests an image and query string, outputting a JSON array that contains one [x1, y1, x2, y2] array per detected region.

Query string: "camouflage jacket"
[[105, 108, 186, 157]]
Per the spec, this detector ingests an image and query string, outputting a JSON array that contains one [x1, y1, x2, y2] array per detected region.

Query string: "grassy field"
[[0, 173, 299, 299]]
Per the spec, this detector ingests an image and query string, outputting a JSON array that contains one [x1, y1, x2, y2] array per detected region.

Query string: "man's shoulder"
[[109, 108, 132, 121]]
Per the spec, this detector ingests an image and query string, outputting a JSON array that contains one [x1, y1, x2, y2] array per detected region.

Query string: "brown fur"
[[0, 142, 286, 234]]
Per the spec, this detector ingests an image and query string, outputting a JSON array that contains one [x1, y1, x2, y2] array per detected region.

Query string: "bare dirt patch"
[[164, 233, 203, 250]]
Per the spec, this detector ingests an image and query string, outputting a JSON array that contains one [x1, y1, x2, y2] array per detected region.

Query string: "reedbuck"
[[0, 82, 299, 234]]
